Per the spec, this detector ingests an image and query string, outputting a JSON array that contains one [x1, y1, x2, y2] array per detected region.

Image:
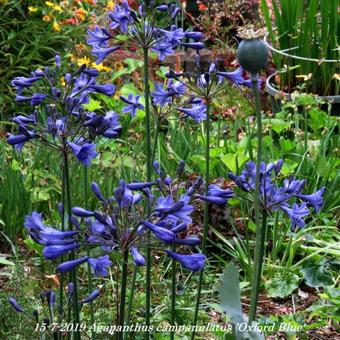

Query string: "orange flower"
[[198, 3, 207, 11], [75, 7, 87, 21], [43, 14, 53, 22]]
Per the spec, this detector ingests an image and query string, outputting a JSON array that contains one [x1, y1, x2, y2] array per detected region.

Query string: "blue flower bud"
[[72, 207, 94, 217], [82, 289, 100, 304], [131, 247, 145, 266], [9, 297, 25, 313], [57, 256, 89, 273]]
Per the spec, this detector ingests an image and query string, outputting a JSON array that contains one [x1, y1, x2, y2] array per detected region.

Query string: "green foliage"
[[218, 263, 264, 340], [308, 286, 340, 323], [219, 263, 244, 324], [300, 258, 337, 288], [0, 0, 87, 119], [265, 272, 300, 298], [261, 0, 339, 95]]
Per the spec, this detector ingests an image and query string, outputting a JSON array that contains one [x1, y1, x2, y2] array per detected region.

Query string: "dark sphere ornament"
[[237, 38, 268, 74]]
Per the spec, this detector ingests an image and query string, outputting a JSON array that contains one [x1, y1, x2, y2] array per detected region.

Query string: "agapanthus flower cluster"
[[165, 57, 231, 122], [9, 283, 99, 324], [24, 162, 210, 274], [7, 56, 121, 166], [164, 54, 264, 122], [87, 0, 203, 63], [167, 59, 227, 100], [229, 160, 325, 230]]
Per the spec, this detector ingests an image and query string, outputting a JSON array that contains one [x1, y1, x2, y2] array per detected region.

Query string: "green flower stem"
[[143, 48, 152, 181], [143, 46, 152, 339], [84, 167, 95, 339], [63, 151, 80, 340], [58, 168, 66, 331], [118, 250, 129, 340], [125, 266, 137, 339], [191, 101, 210, 340], [248, 74, 266, 324], [170, 244, 176, 340]]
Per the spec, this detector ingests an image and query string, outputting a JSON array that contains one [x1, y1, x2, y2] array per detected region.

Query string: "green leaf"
[[247, 220, 256, 233], [155, 66, 169, 79], [24, 238, 43, 255], [120, 83, 140, 97], [300, 259, 334, 288], [265, 118, 290, 134], [315, 155, 331, 178], [190, 154, 206, 173], [31, 188, 50, 203], [265, 272, 300, 298], [82, 99, 102, 111], [220, 152, 249, 173], [125, 58, 143, 71], [279, 138, 295, 152], [11, 159, 20, 171], [281, 159, 298, 176], [219, 263, 265, 339], [218, 263, 244, 323], [308, 108, 328, 131]]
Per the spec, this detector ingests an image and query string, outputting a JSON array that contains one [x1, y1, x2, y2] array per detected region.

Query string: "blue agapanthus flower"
[[166, 56, 231, 102], [196, 184, 234, 205], [218, 66, 262, 89], [67, 139, 98, 166], [151, 80, 186, 107], [177, 98, 207, 123], [24, 162, 215, 273], [120, 94, 144, 117], [229, 160, 325, 230], [87, 1, 202, 63], [7, 56, 121, 166], [88, 256, 113, 277]]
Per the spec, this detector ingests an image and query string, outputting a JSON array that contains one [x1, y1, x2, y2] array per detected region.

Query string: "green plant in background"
[[261, 0, 339, 96], [0, 0, 97, 120], [1, 1, 340, 339]]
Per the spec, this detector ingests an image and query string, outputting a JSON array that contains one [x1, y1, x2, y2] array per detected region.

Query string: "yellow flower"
[[68, 53, 77, 63], [53, 4, 62, 12], [28, 6, 38, 13], [77, 57, 92, 66], [106, 0, 115, 10], [60, 76, 66, 87], [45, 1, 54, 7], [333, 73, 340, 81], [43, 14, 53, 22], [92, 62, 113, 72], [52, 21, 61, 32]]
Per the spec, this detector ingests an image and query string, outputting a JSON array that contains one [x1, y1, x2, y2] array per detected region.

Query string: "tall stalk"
[[191, 101, 210, 340], [143, 46, 152, 339], [84, 167, 95, 338], [118, 250, 129, 340], [58, 168, 66, 339], [170, 244, 176, 340], [63, 150, 80, 340], [248, 74, 266, 323]]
